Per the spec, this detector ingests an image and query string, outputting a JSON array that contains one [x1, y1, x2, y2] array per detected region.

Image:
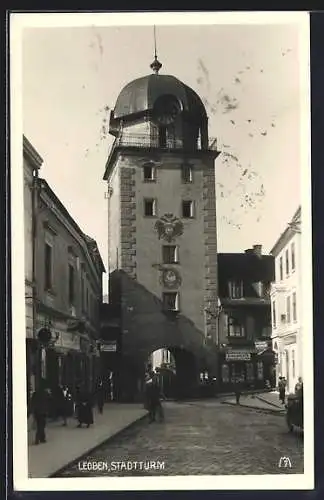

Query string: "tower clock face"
[[153, 95, 181, 125], [161, 268, 182, 289], [164, 270, 177, 284]]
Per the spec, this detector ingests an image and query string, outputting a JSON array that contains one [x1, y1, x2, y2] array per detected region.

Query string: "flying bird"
[[249, 133, 254, 138], [260, 69, 264, 73], [261, 131, 267, 136], [234, 77, 241, 84], [271, 123, 275, 127], [242, 169, 248, 176], [247, 119, 252, 123], [230, 120, 235, 125]]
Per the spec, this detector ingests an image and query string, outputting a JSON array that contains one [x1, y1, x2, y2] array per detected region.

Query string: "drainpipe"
[[32, 166, 39, 388]]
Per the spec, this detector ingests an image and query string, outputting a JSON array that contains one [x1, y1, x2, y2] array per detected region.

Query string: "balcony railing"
[[111, 132, 218, 152]]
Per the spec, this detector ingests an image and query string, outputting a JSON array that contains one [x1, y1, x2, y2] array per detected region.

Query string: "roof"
[[113, 73, 207, 120], [218, 252, 274, 282], [270, 206, 301, 256]]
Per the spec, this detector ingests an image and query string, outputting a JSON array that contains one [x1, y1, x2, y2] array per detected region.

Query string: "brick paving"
[[57, 400, 304, 477]]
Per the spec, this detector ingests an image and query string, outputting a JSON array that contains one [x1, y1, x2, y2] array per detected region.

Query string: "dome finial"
[[150, 25, 162, 74]]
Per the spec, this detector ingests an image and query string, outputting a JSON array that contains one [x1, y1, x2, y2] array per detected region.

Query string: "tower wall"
[[108, 151, 218, 341]]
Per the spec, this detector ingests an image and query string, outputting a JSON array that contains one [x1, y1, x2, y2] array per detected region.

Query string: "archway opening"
[[146, 346, 198, 399]]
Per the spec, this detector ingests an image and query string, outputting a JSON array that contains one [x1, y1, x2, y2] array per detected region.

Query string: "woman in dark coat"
[[76, 387, 94, 428]]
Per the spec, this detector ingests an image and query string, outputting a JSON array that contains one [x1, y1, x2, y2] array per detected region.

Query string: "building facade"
[[217, 245, 275, 391], [270, 207, 302, 393], [23, 136, 43, 400], [23, 136, 105, 400], [103, 57, 220, 398]]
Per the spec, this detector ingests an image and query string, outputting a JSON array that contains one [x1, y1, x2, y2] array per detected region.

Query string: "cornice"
[[23, 135, 43, 169]]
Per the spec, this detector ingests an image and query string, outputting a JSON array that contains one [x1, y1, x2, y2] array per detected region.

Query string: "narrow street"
[[57, 400, 304, 477]]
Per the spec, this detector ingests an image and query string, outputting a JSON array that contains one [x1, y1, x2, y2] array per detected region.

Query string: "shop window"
[[292, 349, 295, 378], [246, 362, 255, 381], [221, 364, 230, 383], [257, 361, 264, 380]]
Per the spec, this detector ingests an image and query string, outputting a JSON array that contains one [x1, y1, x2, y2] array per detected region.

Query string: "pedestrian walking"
[[76, 387, 94, 428], [234, 378, 242, 405], [278, 376, 287, 404], [294, 376, 303, 396], [30, 380, 49, 445], [144, 369, 164, 423], [95, 379, 105, 414], [60, 385, 73, 425]]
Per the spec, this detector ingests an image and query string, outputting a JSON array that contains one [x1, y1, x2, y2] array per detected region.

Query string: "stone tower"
[[103, 56, 220, 376]]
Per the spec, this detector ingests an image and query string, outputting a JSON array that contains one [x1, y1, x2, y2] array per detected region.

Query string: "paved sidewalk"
[[255, 390, 287, 409], [221, 393, 286, 414], [28, 404, 147, 478]]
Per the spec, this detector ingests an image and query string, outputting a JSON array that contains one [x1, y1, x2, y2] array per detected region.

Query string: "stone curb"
[[254, 394, 286, 410], [221, 401, 286, 416], [49, 412, 148, 477]]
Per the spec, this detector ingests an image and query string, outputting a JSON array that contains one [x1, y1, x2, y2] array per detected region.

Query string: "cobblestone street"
[[57, 400, 304, 476]]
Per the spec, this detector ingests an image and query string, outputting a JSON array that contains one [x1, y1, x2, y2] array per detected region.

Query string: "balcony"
[[111, 132, 218, 153], [220, 296, 271, 307]]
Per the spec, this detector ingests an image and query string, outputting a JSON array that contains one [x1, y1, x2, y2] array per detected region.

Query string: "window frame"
[[182, 200, 195, 218], [162, 245, 179, 264], [286, 295, 291, 323], [68, 263, 75, 306], [181, 163, 193, 183], [144, 198, 157, 217], [285, 248, 290, 276], [291, 242, 296, 272], [227, 316, 245, 338], [162, 291, 179, 312], [228, 280, 244, 299], [44, 242, 53, 291], [272, 300, 276, 329], [292, 291, 297, 322], [279, 256, 283, 281], [143, 164, 156, 182]]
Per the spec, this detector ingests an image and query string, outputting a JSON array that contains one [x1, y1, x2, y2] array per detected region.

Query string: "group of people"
[[28, 378, 107, 445], [278, 375, 303, 404], [143, 366, 165, 423]]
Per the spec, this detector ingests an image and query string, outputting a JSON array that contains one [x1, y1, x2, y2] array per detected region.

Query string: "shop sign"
[[101, 341, 117, 352], [225, 351, 251, 361], [255, 340, 269, 352]]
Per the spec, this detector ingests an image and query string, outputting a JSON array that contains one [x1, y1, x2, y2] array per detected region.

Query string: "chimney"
[[253, 244, 262, 257]]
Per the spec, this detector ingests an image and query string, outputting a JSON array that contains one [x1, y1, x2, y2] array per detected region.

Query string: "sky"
[[20, 15, 308, 295]]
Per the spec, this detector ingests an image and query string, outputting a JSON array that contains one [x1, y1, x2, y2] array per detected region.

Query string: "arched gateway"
[[103, 56, 220, 401]]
